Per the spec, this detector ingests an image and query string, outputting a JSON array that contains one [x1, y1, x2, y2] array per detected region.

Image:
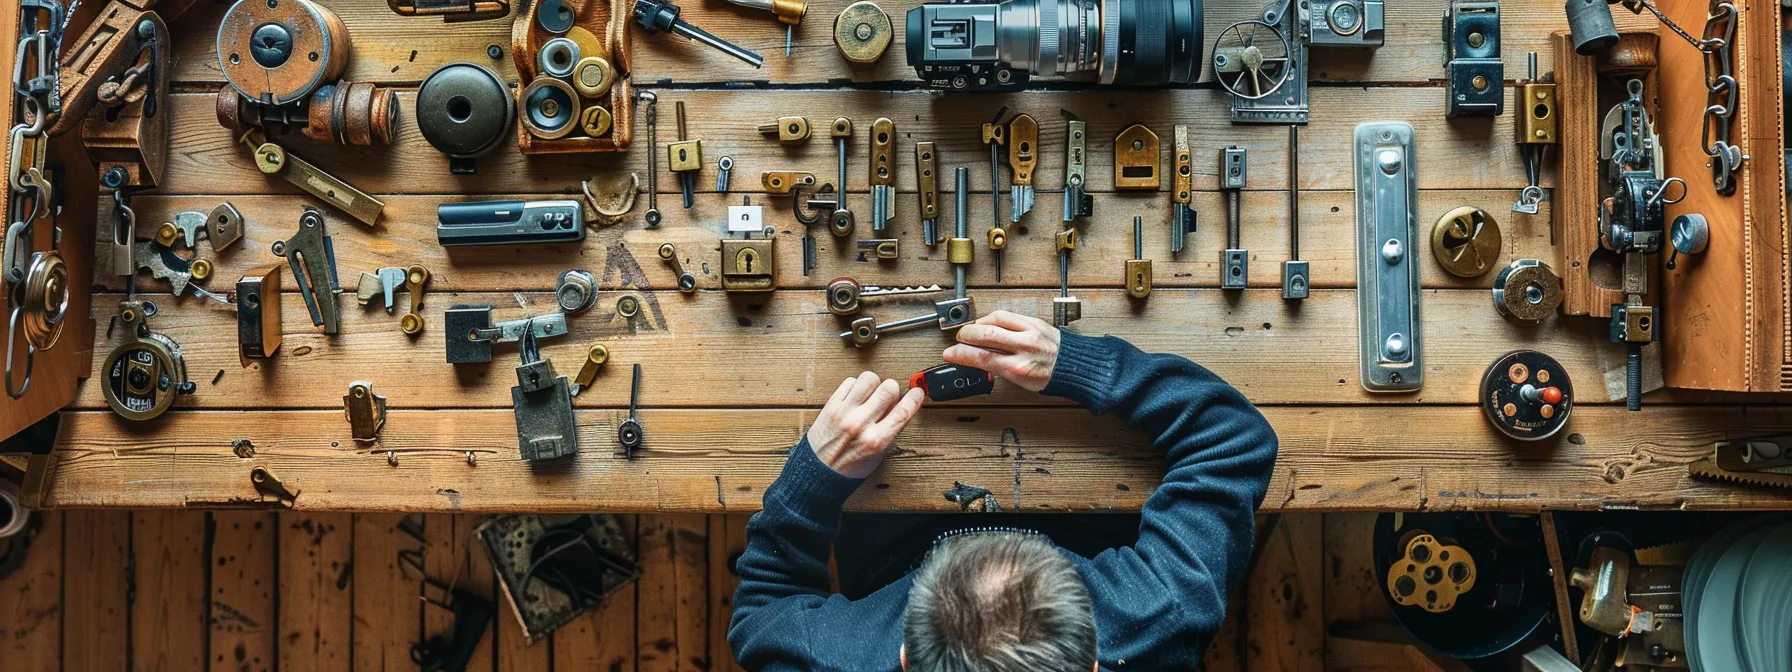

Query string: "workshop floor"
[[0, 511, 1405, 671]]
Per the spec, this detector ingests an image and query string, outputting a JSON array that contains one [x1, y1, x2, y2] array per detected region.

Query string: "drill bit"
[[634, 0, 765, 68]]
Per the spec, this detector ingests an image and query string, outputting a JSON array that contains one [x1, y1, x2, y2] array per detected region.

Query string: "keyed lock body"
[[721, 234, 778, 292]]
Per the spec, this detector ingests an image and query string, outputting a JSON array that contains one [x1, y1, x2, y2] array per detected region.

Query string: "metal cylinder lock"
[[416, 63, 515, 174], [520, 78, 580, 140], [556, 270, 598, 313], [1564, 0, 1619, 54], [1492, 258, 1563, 326], [538, 38, 582, 79]]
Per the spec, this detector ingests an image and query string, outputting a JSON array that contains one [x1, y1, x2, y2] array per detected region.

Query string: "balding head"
[[902, 532, 1097, 672]]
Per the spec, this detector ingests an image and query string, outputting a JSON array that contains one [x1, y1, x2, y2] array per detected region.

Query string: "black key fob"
[[910, 364, 995, 402]]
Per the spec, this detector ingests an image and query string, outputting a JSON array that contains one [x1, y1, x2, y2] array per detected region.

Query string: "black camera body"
[[905, 0, 1200, 91]]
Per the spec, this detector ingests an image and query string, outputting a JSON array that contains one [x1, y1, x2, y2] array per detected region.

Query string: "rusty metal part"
[[236, 266, 283, 366], [17, 253, 68, 354], [79, 11, 172, 187], [760, 171, 817, 195], [271, 208, 344, 334], [1431, 206, 1503, 277], [581, 173, 639, 225], [387, 0, 511, 21], [215, 80, 399, 146], [47, 3, 167, 137], [1385, 531, 1477, 613], [216, 0, 350, 106], [1492, 258, 1562, 326], [1114, 124, 1161, 190], [344, 381, 388, 442], [242, 130, 384, 225], [250, 467, 300, 507]]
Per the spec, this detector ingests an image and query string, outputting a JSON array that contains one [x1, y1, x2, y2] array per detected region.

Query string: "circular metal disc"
[[1492, 258, 1562, 326], [1431, 206, 1503, 277], [1479, 350, 1572, 441], [834, 2, 893, 64], [519, 78, 579, 140], [216, 0, 348, 105], [416, 63, 514, 159]]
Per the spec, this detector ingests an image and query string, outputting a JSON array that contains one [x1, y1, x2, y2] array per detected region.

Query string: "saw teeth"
[[1689, 458, 1792, 489]]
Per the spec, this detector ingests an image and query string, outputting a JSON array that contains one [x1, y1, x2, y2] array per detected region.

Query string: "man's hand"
[[807, 372, 926, 479], [942, 310, 1061, 393]]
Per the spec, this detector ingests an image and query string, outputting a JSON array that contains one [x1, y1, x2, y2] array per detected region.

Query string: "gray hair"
[[903, 532, 1097, 672]]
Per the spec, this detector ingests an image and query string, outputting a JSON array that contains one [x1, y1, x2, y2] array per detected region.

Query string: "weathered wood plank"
[[421, 514, 494, 672], [146, 88, 1546, 198], [494, 561, 552, 670], [1199, 591, 1247, 672], [209, 511, 278, 672], [74, 289, 1645, 411], [456, 514, 499, 671], [62, 508, 133, 672], [278, 512, 354, 672], [352, 513, 425, 672], [709, 514, 750, 672], [133, 510, 211, 672], [553, 515, 640, 672], [97, 190, 1551, 293], [637, 513, 711, 672], [1245, 514, 1324, 672], [0, 510, 60, 671], [41, 406, 1792, 512], [1321, 513, 1395, 632], [166, 0, 1657, 86]]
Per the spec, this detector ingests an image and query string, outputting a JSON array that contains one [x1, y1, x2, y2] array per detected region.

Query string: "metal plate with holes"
[[477, 514, 639, 641], [1354, 122, 1422, 392]]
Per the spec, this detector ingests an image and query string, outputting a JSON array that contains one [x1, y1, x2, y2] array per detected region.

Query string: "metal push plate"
[[1354, 122, 1422, 392]]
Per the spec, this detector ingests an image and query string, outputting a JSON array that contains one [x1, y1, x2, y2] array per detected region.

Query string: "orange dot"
[[1541, 387, 1563, 404]]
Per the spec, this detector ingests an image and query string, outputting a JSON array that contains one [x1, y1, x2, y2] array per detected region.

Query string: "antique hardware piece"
[[78, 7, 172, 189], [215, 80, 399, 147], [388, 0, 509, 21], [793, 183, 829, 274], [168, 203, 245, 251], [1220, 146, 1248, 290], [236, 267, 283, 366], [272, 209, 344, 334], [570, 344, 608, 396], [1171, 125, 1196, 254], [829, 118, 855, 236], [1054, 228, 1080, 327], [44, 0, 167, 138], [1599, 80, 1677, 411], [1430, 206, 1502, 277], [1125, 216, 1151, 299], [444, 307, 569, 364], [1115, 124, 1161, 190], [825, 278, 942, 316], [758, 116, 809, 142], [417, 63, 514, 174], [1385, 532, 1475, 613], [400, 267, 429, 335], [979, 110, 1006, 279], [1513, 53, 1556, 214], [760, 171, 816, 195], [1713, 435, 1792, 472], [834, 1, 891, 62], [1007, 113, 1037, 222], [519, 78, 579, 140], [1061, 116, 1092, 225], [1212, 0, 1384, 123], [640, 92, 662, 227], [513, 326, 578, 461], [715, 156, 733, 193], [1442, 0, 1503, 118], [1491, 258, 1562, 326], [102, 301, 194, 421], [857, 239, 899, 259], [667, 101, 702, 208], [1479, 350, 1572, 441], [1664, 214, 1707, 270], [1354, 122, 1422, 392], [720, 228, 777, 292], [868, 117, 896, 233], [915, 141, 940, 245], [618, 363, 643, 457], [344, 382, 387, 442], [250, 467, 300, 507], [1283, 127, 1308, 299], [241, 131, 384, 226], [949, 168, 974, 295], [840, 298, 975, 347], [728, 197, 764, 234], [437, 200, 584, 246], [615, 295, 642, 320], [910, 363, 993, 402], [555, 270, 598, 313], [215, 0, 400, 145], [582, 174, 639, 227], [658, 244, 697, 292], [721, 0, 806, 54], [131, 240, 225, 302], [634, 0, 765, 67]]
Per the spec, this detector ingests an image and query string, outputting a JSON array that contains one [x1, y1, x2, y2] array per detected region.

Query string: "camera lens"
[[907, 0, 1201, 89]]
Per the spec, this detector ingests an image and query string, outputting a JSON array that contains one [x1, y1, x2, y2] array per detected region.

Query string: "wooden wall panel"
[[209, 511, 277, 672], [637, 513, 712, 672], [1246, 514, 1325, 672], [278, 512, 354, 672], [351, 513, 424, 671], [0, 511, 61, 670], [62, 509, 132, 671], [133, 510, 211, 672], [553, 515, 640, 672]]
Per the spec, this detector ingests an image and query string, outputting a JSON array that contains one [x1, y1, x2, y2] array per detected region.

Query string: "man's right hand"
[[942, 310, 1061, 393], [806, 372, 925, 479]]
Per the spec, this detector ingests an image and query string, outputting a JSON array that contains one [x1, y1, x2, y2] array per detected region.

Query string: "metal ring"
[[19, 252, 66, 351], [538, 38, 580, 79], [1655, 177, 1688, 206], [519, 78, 579, 140], [571, 56, 614, 98]]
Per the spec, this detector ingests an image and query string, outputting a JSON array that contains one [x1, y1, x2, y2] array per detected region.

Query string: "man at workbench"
[[727, 310, 1279, 671]]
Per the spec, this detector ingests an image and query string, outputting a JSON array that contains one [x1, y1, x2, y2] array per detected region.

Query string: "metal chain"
[[1614, 0, 1741, 193], [6, 0, 68, 398]]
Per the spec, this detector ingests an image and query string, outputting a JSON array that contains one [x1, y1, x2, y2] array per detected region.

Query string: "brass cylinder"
[[947, 238, 973, 264]]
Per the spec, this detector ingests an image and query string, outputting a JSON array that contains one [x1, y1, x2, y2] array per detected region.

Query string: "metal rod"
[[671, 23, 765, 68], [629, 362, 641, 414], [1289, 125, 1300, 261], [955, 166, 969, 299], [1133, 216, 1142, 259], [987, 143, 1001, 232]]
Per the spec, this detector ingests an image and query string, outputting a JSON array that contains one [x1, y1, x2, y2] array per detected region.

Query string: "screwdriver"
[[634, 0, 765, 68], [716, 0, 806, 56]]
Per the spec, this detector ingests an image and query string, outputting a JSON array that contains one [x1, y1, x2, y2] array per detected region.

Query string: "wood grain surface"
[[36, 0, 1791, 513]]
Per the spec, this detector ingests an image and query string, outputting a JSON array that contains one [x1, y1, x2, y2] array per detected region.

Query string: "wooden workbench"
[[33, 0, 1792, 513]]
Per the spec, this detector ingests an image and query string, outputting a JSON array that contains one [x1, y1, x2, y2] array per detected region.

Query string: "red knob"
[[1541, 386, 1563, 404]]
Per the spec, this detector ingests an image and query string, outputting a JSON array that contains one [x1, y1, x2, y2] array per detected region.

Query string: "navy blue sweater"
[[727, 331, 1280, 671]]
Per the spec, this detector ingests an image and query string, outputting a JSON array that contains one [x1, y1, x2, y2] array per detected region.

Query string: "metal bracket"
[[236, 266, 283, 366], [512, 326, 578, 461], [444, 307, 569, 364], [250, 467, 300, 507], [1443, 0, 1504, 117], [343, 381, 387, 443], [271, 209, 343, 334], [1354, 122, 1423, 391]]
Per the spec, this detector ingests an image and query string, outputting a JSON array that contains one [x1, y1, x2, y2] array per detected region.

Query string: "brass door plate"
[[761, 171, 817, 194], [720, 238, 777, 291], [1114, 124, 1161, 190], [1430, 206, 1503, 277]]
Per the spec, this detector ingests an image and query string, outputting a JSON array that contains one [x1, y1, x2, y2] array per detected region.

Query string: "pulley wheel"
[[519, 78, 579, 140], [216, 0, 350, 105], [417, 63, 515, 166], [1479, 350, 1572, 441], [1210, 20, 1291, 100], [20, 252, 67, 351]]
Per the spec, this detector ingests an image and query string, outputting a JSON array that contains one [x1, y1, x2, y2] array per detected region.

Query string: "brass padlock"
[[720, 235, 777, 292]]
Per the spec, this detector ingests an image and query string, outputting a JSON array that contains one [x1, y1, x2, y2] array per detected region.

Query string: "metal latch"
[[1443, 0, 1504, 117], [1354, 122, 1423, 392]]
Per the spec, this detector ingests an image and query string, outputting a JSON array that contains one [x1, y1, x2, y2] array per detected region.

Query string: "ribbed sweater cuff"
[[1041, 330, 1123, 413], [771, 437, 864, 520]]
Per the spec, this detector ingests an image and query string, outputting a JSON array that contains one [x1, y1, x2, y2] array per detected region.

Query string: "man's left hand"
[[806, 372, 926, 479]]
